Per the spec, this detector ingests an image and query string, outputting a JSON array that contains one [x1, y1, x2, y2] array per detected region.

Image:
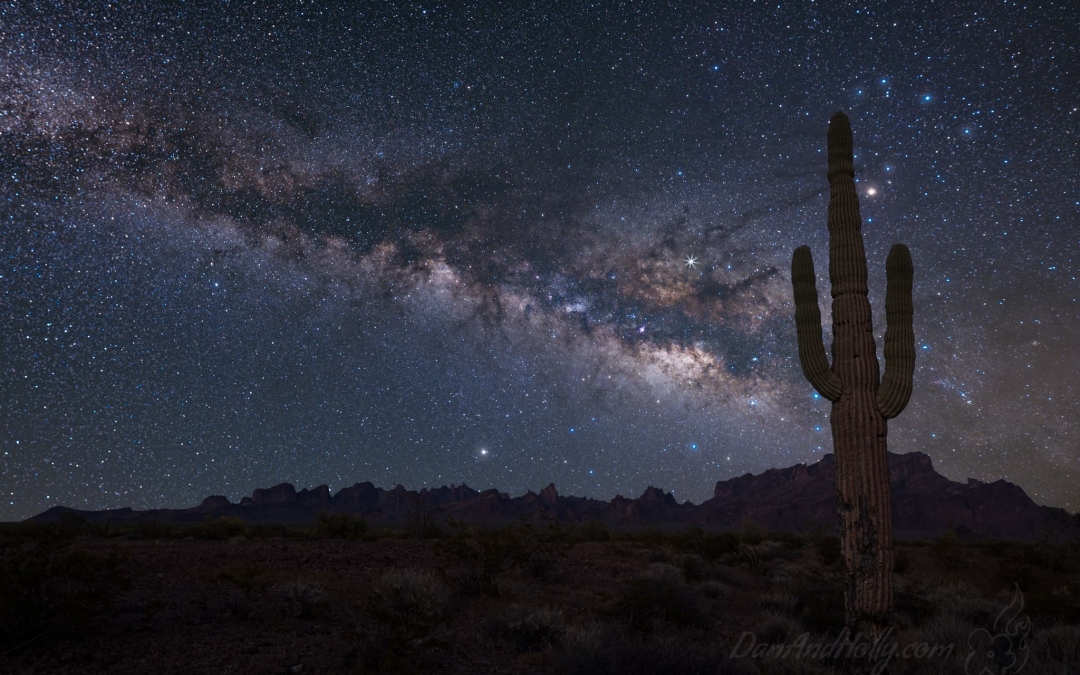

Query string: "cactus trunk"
[[791, 112, 915, 638]]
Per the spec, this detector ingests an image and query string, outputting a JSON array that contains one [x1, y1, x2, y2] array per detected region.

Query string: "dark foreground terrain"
[[2, 517, 1079, 674]]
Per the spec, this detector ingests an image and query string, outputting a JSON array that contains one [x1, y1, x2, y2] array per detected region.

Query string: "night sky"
[[2, 1, 1077, 522]]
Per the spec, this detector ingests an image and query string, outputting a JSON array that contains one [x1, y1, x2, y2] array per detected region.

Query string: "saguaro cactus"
[[791, 111, 915, 636]]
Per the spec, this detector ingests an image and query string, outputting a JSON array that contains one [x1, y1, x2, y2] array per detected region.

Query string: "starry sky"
[[2, 1, 1077, 522]]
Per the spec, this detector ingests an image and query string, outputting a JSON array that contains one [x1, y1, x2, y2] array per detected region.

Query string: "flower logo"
[[964, 584, 1031, 675]]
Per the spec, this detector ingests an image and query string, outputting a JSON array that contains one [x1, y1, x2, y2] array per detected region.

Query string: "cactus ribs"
[[790, 111, 915, 637]]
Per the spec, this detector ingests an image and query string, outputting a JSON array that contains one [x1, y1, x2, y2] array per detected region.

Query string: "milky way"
[[2, 1, 1077, 520]]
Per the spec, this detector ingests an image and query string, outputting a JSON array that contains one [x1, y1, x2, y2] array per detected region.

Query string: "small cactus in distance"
[[791, 111, 915, 637]]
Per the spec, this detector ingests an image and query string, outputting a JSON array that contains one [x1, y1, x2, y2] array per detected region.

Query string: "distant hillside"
[[31, 451, 1079, 542]]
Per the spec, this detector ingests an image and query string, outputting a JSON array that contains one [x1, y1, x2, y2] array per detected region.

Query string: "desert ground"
[[2, 516, 1078, 674]]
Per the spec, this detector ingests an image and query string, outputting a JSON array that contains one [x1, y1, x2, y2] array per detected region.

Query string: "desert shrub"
[[979, 539, 1014, 558], [130, 522, 176, 539], [0, 528, 129, 648], [436, 520, 569, 596], [554, 621, 758, 675], [207, 561, 273, 592], [815, 535, 841, 566], [739, 541, 787, 574], [929, 528, 964, 570], [755, 610, 803, 644], [902, 612, 973, 670], [220, 587, 255, 619], [405, 497, 442, 539], [645, 562, 683, 583], [571, 520, 612, 542], [1030, 621, 1080, 668], [792, 579, 846, 633], [275, 580, 327, 618], [245, 522, 288, 538], [767, 530, 806, 551], [635, 527, 669, 548], [315, 510, 367, 539], [191, 515, 246, 540], [894, 548, 911, 574], [700, 531, 741, 561], [525, 547, 561, 581], [483, 604, 566, 652], [344, 625, 423, 673], [1023, 536, 1077, 574], [610, 568, 704, 631], [697, 580, 734, 600], [994, 561, 1034, 590], [893, 588, 934, 626], [372, 569, 450, 627], [677, 527, 739, 562], [758, 591, 799, 614], [740, 520, 766, 545], [680, 554, 705, 582], [1021, 586, 1080, 623]]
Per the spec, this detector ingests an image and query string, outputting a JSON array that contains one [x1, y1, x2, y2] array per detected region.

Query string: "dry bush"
[[929, 529, 965, 570], [1030, 621, 1080, 668], [754, 610, 803, 644], [696, 580, 734, 600], [371, 568, 450, 627], [610, 565, 705, 632], [758, 590, 799, 614], [274, 580, 327, 618], [483, 604, 567, 652], [315, 510, 367, 540]]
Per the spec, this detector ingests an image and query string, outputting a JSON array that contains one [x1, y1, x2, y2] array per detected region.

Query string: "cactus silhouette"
[[791, 111, 915, 635]]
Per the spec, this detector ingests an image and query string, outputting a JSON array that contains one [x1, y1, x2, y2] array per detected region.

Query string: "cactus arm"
[[875, 243, 915, 418], [791, 245, 843, 401]]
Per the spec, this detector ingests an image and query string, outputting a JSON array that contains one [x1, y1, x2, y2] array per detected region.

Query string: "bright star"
[[685, 254, 699, 269]]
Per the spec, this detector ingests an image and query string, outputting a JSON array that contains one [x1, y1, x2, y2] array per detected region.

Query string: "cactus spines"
[[791, 111, 915, 636]]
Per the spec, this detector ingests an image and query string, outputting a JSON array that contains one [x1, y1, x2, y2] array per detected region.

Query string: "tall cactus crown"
[[791, 111, 914, 418]]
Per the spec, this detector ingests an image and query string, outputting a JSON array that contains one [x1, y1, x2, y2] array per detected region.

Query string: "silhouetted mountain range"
[[31, 451, 1079, 541]]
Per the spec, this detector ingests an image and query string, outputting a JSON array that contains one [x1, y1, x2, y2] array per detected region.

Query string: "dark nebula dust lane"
[[1, 1, 1077, 520]]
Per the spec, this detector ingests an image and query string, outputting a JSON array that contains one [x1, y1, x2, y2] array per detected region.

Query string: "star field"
[[1, 1, 1077, 520]]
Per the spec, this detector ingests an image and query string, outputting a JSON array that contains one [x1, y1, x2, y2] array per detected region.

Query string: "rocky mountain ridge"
[[31, 451, 1079, 541]]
